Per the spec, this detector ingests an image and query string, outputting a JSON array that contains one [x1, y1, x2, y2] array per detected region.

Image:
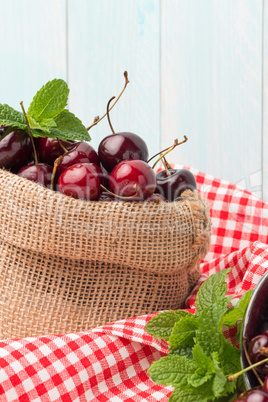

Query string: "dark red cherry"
[[0, 128, 32, 171], [56, 142, 100, 179], [38, 137, 74, 166], [248, 333, 268, 376], [100, 164, 110, 189], [17, 163, 53, 188], [245, 390, 268, 401], [156, 168, 196, 201], [263, 375, 268, 393], [98, 132, 149, 172], [58, 162, 102, 200], [109, 159, 156, 200]]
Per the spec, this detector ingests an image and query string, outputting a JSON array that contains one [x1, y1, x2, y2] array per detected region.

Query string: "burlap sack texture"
[[0, 168, 211, 339]]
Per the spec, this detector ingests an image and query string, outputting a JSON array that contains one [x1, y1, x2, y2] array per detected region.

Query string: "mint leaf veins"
[[146, 269, 252, 401], [0, 78, 91, 142]]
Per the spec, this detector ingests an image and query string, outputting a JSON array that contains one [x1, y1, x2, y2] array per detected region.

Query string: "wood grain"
[[263, 0, 268, 201], [67, 0, 161, 157], [0, 0, 267, 201], [0, 0, 67, 110], [161, 0, 263, 198]]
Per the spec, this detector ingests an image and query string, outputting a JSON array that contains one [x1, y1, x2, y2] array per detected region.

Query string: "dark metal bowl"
[[241, 270, 268, 389]]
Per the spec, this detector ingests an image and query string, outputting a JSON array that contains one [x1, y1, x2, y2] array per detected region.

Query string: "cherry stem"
[[106, 96, 116, 134], [162, 155, 172, 170], [227, 355, 268, 382], [20, 101, 38, 165], [243, 337, 264, 386], [57, 138, 68, 153], [151, 136, 188, 170], [100, 183, 138, 200], [50, 155, 63, 191], [161, 157, 171, 176], [162, 155, 172, 175], [147, 135, 188, 164], [87, 71, 129, 131]]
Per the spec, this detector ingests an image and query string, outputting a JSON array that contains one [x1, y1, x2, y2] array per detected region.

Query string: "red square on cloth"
[[1, 167, 268, 401]]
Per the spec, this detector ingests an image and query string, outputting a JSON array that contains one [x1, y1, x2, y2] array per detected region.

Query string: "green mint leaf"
[[195, 297, 231, 355], [30, 129, 56, 139], [0, 104, 27, 131], [169, 387, 208, 402], [171, 346, 193, 359], [27, 116, 50, 133], [147, 271, 247, 402], [192, 344, 214, 373], [145, 310, 191, 341], [223, 290, 253, 327], [195, 268, 231, 315], [169, 315, 199, 350], [211, 353, 228, 397], [188, 369, 213, 388], [218, 339, 240, 377], [39, 118, 57, 128], [28, 78, 69, 121], [188, 345, 214, 388], [148, 355, 197, 388], [211, 351, 238, 398], [49, 109, 90, 142]]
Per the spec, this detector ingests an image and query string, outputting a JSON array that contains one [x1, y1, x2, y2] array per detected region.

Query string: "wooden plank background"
[[0, 0, 267, 199]]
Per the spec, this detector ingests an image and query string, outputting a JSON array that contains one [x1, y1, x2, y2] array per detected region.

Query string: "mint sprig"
[[0, 79, 90, 142], [28, 78, 69, 121], [145, 269, 252, 401], [0, 104, 27, 131]]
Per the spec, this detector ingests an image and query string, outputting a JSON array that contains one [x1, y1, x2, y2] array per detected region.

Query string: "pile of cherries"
[[0, 123, 196, 202], [234, 333, 268, 401]]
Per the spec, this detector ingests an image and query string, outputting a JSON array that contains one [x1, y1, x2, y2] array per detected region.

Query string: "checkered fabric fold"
[[1, 167, 268, 401]]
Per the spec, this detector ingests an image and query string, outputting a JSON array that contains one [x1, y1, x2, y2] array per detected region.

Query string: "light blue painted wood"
[[0, 0, 67, 111], [0, 0, 267, 202], [161, 0, 263, 198], [263, 0, 268, 201], [67, 0, 161, 157]]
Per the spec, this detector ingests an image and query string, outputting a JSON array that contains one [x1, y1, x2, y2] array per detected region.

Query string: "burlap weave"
[[0, 169, 211, 339]]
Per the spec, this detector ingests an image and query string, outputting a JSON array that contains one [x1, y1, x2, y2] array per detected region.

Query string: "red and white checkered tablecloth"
[[1, 167, 268, 402]]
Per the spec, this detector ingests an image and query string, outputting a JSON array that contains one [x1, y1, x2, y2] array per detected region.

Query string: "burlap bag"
[[0, 169, 211, 339]]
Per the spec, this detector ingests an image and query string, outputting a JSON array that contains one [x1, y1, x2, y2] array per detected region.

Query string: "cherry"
[[58, 162, 102, 200], [248, 333, 268, 376], [109, 159, 156, 200], [56, 141, 100, 179], [98, 132, 149, 173], [0, 128, 32, 171], [155, 168, 197, 201], [244, 390, 268, 401], [100, 164, 110, 189], [38, 137, 74, 166], [15, 103, 54, 188], [263, 376, 268, 394], [17, 163, 53, 188]]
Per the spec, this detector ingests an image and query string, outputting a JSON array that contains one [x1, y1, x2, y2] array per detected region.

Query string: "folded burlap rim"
[[0, 169, 211, 274]]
